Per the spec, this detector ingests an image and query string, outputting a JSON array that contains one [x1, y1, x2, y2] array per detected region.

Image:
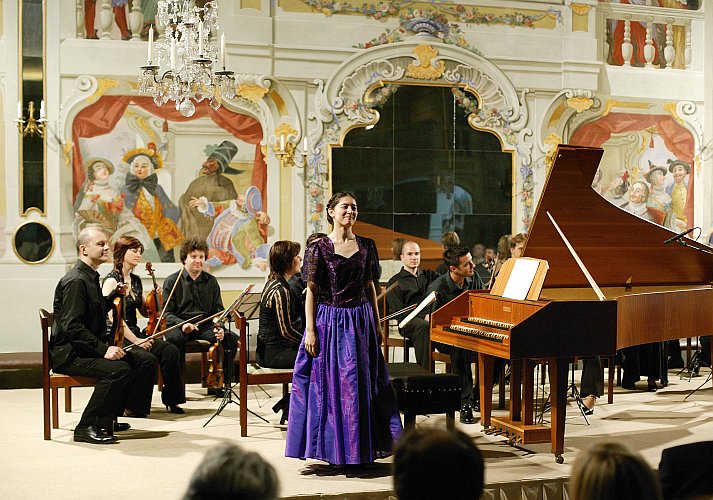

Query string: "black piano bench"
[[389, 364, 461, 431]]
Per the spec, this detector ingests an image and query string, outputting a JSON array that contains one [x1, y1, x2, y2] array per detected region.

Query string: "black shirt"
[[50, 260, 111, 368], [426, 272, 475, 313], [386, 267, 440, 322], [163, 269, 223, 333]]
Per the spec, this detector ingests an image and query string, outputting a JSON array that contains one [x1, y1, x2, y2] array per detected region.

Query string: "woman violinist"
[[102, 236, 185, 415]]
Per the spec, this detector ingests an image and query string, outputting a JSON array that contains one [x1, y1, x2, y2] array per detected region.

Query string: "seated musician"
[[50, 227, 154, 444], [163, 238, 238, 398], [102, 236, 184, 415], [386, 241, 440, 370], [257, 240, 305, 423], [287, 232, 327, 330], [425, 246, 482, 424]]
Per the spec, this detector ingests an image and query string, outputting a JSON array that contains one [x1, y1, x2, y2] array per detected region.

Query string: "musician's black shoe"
[[459, 403, 475, 424], [73, 425, 117, 444], [113, 421, 131, 432], [208, 387, 226, 397], [166, 405, 185, 414]]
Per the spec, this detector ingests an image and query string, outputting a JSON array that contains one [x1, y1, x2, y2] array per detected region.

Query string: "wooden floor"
[[1, 366, 711, 500]]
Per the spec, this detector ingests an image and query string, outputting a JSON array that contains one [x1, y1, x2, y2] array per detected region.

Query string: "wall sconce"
[[15, 100, 47, 138], [273, 134, 298, 169]]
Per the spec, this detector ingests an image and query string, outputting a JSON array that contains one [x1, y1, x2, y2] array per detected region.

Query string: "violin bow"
[[123, 314, 201, 352], [149, 266, 184, 336], [379, 303, 417, 324]]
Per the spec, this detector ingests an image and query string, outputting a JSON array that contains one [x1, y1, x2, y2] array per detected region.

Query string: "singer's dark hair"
[[443, 246, 472, 269]]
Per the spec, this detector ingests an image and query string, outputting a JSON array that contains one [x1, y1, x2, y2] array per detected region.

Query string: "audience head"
[[393, 428, 484, 500], [496, 234, 512, 260], [570, 441, 662, 500], [183, 443, 279, 500], [392, 237, 407, 260], [112, 236, 144, 268], [325, 191, 357, 226], [441, 231, 460, 250], [484, 247, 496, 263], [268, 240, 301, 280], [510, 233, 527, 259], [400, 241, 421, 272]]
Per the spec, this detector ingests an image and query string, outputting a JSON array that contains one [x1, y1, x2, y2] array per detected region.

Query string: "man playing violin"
[[102, 236, 185, 415], [163, 238, 238, 399], [50, 227, 154, 444]]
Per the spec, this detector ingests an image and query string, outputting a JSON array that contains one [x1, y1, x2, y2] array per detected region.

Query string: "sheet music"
[[501, 259, 539, 301], [399, 291, 437, 329]]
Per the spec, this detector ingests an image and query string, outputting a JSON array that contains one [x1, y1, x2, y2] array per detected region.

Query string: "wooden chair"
[[40, 308, 96, 440], [379, 284, 414, 363], [236, 314, 293, 437]]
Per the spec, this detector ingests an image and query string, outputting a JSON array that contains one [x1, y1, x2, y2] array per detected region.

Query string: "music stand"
[[204, 289, 267, 427]]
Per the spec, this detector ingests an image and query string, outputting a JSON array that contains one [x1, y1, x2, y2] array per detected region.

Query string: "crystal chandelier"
[[138, 0, 236, 117]]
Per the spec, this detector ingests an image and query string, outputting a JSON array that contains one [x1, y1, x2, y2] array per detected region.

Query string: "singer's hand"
[[304, 328, 319, 357]]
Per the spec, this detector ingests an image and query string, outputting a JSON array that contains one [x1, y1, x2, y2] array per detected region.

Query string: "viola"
[[145, 262, 167, 336], [205, 342, 224, 389]]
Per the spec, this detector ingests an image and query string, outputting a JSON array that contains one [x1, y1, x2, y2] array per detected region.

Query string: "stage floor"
[[1, 367, 711, 500]]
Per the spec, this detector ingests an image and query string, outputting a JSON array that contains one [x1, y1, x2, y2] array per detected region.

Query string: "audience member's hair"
[[443, 246, 472, 270], [306, 232, 327, 247], [510, 233, 527, 249], [392, 237, 407, 260], [183, 443, 279, 500], [112, 236, 144, 267], [180, 238, 209, 264], [570, 441, 662, 500], [441, 231, 460, 249], [496, 234, 512, 260], [268, 240, 301, 280], [325, 191, 356, 225], [393, 428, 484, 500]]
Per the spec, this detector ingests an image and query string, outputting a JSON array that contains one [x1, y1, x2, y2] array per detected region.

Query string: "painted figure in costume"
[[189, 186, 270, 270], [644, 163, 672, 212], [179, 140, 240, 242], [121, 144, 183, 262], [665, 159, 689, 225], [620, 181, 665, 225], [73, 158, 157, 260], [84, 0, 131, 40], [286, 192, 402, 465]]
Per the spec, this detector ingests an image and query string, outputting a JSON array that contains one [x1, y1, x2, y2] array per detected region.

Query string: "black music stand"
[[204, 294, 266, 427]]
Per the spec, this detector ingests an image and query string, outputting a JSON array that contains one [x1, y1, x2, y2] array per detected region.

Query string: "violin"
[[145, 262, 167, 336], [110, 261, 126, 346], [205, 342, 224, 389]]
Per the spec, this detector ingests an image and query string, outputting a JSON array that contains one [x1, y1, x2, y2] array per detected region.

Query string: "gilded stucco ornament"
[[406, 44, 446, 79]]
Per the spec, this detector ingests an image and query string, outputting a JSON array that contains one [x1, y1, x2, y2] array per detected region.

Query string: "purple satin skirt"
[[285, 301, 403, 464]]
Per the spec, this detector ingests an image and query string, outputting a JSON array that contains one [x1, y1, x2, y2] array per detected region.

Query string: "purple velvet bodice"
[[303, 235, 380, 308]]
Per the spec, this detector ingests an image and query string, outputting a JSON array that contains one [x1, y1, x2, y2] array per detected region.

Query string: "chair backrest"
[[39, 309, 53, 387]]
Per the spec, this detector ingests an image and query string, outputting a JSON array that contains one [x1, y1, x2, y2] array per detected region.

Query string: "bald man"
[[386, 241, 440, 369], [51, 227, 153, 444]]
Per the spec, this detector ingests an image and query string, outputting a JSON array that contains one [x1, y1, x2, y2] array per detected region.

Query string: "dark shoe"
[[114, 421, 131, 432], [542, 401, 551, 413], [208, 387, 226, 397], [166, 405, 185, 414], [647, 382, 658, 392], [470, 398, 480, 413], [123, 410, 147, 418], [621, 383, 636, 390], [582, 407, 594, 416], [459, 403, 475, 424], [74, 425, 117, 444]]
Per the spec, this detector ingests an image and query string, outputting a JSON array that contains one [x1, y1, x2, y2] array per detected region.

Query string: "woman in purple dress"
[[285, 192, 403, 465]]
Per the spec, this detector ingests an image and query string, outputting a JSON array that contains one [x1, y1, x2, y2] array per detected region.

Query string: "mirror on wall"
[[20, 0, 46, 214], [13, 220, 54, 264], [331, 85, 513, 251]]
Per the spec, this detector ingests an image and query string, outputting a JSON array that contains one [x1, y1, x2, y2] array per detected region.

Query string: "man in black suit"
[[386, 241, 440, 370], [50, 227, 154, 444], [659, 441, 713, 499]]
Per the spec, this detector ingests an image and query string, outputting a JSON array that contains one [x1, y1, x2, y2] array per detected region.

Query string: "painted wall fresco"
[[72, 95, 271, 271], [571, 112, 694, 231]]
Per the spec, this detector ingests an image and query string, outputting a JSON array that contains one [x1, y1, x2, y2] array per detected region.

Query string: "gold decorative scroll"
[[566, 96, 594, 113], [406, 44, 445, 80], [238, 83, 269, 103], [86, 79, 119, 105]]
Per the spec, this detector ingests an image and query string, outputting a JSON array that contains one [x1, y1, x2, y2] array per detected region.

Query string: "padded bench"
[[388, 362, 461, 430]]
